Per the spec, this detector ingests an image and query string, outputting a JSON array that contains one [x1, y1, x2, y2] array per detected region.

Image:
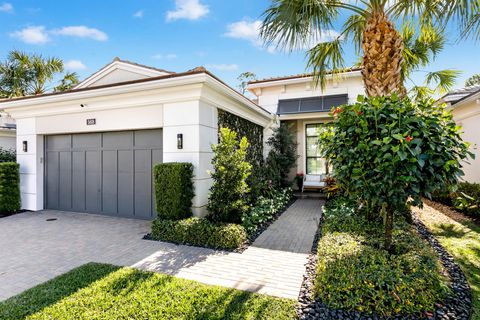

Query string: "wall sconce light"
[[177, 134, 183, 149], [22, 140, 28, 152]]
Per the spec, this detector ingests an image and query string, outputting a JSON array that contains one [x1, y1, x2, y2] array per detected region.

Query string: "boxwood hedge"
[[0, 162, 20, 213], [154, 163, 194, 220], [151, 217, 247, 250]]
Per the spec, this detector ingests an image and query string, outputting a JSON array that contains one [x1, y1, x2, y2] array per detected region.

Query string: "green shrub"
[[154, 163, 194, 220], [315, 197, 449, 316], [0, 148, 15, 163], [0, 162, 20, 213], [264, 122, 297, 188], [151, 217, 247, 250], [432, 182, 480, 218], [320, 96, 472, 249], [241, 188, 292, 235], [208, 128, 252, 223]]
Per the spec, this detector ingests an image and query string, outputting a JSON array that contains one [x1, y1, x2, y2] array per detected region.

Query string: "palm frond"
[[307, 38, 345, 89], [343, 14, 366, 54], [425, 69, 462, 94]]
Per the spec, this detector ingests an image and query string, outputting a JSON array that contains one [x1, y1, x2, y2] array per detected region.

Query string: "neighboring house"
[[247, 69, 364, 180], [438, 85, 480, 183], [0, 112, 16, 150], [0, 58, 364, 219]]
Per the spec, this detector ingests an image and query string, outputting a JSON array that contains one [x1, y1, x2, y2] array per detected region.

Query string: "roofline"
[[248, 67, 363, 85], [73, 58, 174, 89], [0, 69, 273, 119], [450, 87, 480, 107]]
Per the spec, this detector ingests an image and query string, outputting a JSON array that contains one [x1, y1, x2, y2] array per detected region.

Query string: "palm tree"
[[54, 72, 80, 92], [0, 50, 75, 98], [260, 0, 475, 97], [465, 73, 480, 86]]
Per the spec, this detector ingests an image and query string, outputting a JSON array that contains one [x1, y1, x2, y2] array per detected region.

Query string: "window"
[[305, 124, 329, 175]]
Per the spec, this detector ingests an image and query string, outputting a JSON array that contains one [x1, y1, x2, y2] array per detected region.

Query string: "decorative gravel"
[[297, 214, 472, 320]]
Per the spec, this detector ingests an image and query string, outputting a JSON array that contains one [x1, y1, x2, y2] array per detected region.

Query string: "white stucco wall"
[[452, 99, 480, 183]]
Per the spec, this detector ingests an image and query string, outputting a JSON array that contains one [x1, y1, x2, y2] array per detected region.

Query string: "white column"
[[16, 118, 44, 211], [162, 100, 217, 217]]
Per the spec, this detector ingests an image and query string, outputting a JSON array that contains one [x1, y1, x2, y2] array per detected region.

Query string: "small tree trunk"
[[383, 204, 394, 251], [362, 13, 406, 97]]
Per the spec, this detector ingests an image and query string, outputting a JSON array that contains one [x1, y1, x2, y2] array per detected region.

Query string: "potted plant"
[[295, 172, 304, 191]]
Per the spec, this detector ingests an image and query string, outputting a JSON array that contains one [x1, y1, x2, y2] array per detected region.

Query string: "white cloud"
[[10, 26, 49, 44], [225, 19, 340, 53], [0, 2, 13, 13], [206, 64, 239, 72], [152, 53, 177, 60], [166, 0, 209, 22], [133, 10, 144, 18], [64, 59, 87, 71], [52, 26, 108, 41]]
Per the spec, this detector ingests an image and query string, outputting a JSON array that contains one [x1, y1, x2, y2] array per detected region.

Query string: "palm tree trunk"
[[362, 13, 406, 97]]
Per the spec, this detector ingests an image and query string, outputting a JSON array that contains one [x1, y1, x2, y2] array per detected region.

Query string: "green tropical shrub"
[[320, 96, 472, 249], [207, 128, 252, 223], [154, 163, 194, 220], [0, 148, 15, 163], [315, 197, 449, 316], [0, 162, 20, 213], [264, 122, 297, 188], [241, 188, 292, 235], [151, 217, 247, 250], [433, 182, 480, 217]]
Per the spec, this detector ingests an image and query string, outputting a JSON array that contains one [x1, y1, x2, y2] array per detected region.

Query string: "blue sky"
[[0, 0, 478, 91]]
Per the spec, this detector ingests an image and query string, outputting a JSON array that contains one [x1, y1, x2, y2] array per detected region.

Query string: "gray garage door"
[[45, 129, 162, 219]]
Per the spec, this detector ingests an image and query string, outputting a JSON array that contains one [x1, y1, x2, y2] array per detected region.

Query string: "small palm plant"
[[260, 0, 478, 97]]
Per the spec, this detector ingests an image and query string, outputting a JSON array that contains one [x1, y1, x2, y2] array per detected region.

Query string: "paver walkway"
[[0, 199, 323, 301]]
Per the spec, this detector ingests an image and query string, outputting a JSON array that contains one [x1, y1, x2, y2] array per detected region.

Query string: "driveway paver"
[[0, 199, 323, 301]]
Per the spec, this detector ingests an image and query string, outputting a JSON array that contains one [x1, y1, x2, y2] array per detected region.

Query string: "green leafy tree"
[[0, 147, 15, 162], [320, 96, 472, 250], [207, 128, 252, 223], [0, 50, 77, 98], [260, 0, 474, 97], [465, 73, 480, 86], [265, 122, 297, 188], [237, 71, 257, 94]]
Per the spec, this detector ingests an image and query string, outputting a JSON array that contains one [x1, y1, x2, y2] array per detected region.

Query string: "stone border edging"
[[297, 209, 473, 320]]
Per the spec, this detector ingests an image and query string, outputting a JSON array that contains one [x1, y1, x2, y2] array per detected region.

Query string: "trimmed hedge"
[[151, 217, 247, 250], [154, 163, 194, 220], [0, 162, 20, 213], [0, 148, 15, 163], [314, 197, 449, 316]]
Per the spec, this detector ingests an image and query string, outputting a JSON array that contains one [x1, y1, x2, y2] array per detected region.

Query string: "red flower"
[[356, 111, 363, 116], [406, 135, 413, 143], [333, 107, 343, 116]]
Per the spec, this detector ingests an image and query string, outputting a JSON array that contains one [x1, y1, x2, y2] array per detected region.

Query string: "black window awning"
[[277, 94, 348, 115]]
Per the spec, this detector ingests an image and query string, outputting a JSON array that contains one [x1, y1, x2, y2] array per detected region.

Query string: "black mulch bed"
[[0, 209, 29, 218], [296, 213, 472, 320], [143, 198, 297, 254]]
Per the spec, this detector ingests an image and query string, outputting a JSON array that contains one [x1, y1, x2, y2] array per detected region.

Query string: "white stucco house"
[[0, 58, 363, 219], [439, 85, 480, 183]]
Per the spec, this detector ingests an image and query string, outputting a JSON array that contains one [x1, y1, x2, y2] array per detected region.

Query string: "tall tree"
[[237, 71, 257, 94], [260, 0, 475, 97], [465, 73, 480, 86], [0, 50, 77, 98]]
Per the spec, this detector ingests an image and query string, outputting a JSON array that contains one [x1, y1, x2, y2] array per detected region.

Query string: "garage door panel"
[[46, 151, 59, 209], [135, 129, 163, 148], [59, 152, 72, 210], [85, 151, 101, 213], [118, 150, 134, 216], [102, 150, 118, 214], [47, 135, 71, 151], [72, 133, 101, 149], [134, 149, 152, 218], [103, 131, 133, 149], [46, 129, 162, 219], [72, 151, 86, 212]]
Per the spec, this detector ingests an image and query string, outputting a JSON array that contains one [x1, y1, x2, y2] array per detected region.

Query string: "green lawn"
[[0, 263, 295, 320], [415, 202, 480, 320]]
